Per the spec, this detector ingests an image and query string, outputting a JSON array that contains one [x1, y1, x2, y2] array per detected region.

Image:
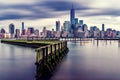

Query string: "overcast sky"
[[0, 0, 120, 32]]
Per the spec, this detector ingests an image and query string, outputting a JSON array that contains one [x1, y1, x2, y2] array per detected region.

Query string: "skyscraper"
[[15, 29, 20, 38], [9, 23, 15, 38], [22, 22, 24, 35], [56, 21, 60, 32], [34, 29, 39, 36], [102, 24, 105, 31], [63, 21, 70, 32], [70, 5, 75, 31], [101, 24, 105, 38], [0, 28, 5, 34], [79, 20, 84, 25], [42, 27, 47, 37], [75, 18, 78, 24], [82, 24, 88, 31], [28, 27, 34, 34]]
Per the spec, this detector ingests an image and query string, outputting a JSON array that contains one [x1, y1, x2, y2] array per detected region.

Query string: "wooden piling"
[[35, 41, 69, 79]]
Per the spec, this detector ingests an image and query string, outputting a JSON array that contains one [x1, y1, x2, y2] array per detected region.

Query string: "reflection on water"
[[119, 40, 120, 48], [0, 42, 36, 80], [0, 40, 120, 80], [50, 40, 120, 80]]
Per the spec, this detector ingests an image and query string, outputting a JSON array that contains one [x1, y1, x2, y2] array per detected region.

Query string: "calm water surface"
[[0, 40, 120, 80], [51, 40, 120, 80], [0, 42, 36, 80]]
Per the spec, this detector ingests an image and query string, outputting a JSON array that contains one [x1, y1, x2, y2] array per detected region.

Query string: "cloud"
[[0, 0, 120, 21], [0, 0, 92, 20], [0, 0, 38, 5], [40, 1, 90, 11], [100, 9, 120, 17], [78, 8, 120, 17], [0, 14, 26, 20]]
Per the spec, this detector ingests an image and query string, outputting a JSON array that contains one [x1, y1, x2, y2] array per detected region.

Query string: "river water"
[[0, 42, 36, 80], [0, 40, 120, 80]]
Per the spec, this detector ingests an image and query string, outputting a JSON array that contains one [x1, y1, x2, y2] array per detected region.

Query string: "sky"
[[0, 0, 120, 32]]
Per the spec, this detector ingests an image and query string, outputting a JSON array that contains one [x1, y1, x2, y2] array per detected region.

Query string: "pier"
[[60, 37, 92, 41], [35, 41, 69, 79], [23, 37, 92, 41], [1, 39, 69, 80]]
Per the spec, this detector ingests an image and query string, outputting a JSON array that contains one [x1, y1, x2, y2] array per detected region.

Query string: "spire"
[[72, 3, 74, 9]]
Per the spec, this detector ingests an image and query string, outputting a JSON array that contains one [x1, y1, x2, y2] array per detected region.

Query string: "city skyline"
[[0, 0, 120, 31]]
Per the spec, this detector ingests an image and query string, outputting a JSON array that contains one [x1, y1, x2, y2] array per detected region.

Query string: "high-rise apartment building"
[[56, 21, 60, 32], [42, 27, 47, 37], [15, 29, 20, 38], [79, 20, 84, 25], [9, 23, 15, 38], [75, 18, 78, 24], [34, 29, 39, 36], [63, 21, 70, 32], [0, 28, 6, 34], [102, 24, 105, 32]]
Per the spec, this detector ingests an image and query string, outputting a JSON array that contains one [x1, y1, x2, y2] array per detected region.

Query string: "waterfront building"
[[82, 24, 88, 31], [26, 28, 30, 36], [27, 27, 34, 35], [15, 29, 20, 38], [101, 31, 105, 38], [23, 29, 26, 35], [61, 31, 69, 38], [46, 30, 51, 38], [0, 33, 4, 39], [51, 29, 55, 38], [4, 33, 11, 39], [55, 31, 60, 38], [75, 18, 78, 24], [34, 29, 39, 36], [106, 28, 113, 38], [22, 22, 25, 35], [56, 21, 60, 32], [116, 31, 120, 38], [55, 21, 61, 37], [90, 26, 94, 32], [42, 27, 47, 37], [0, 28, 6, 34], [93, 26, 98, 31], [100, 24, 105, 38], [76, 28, 85, 37], [85, 30, 90, 38], [94, 30, 100, 38], [79, 20, 84, 26], [63, 21, 70, 32], [9, 23, 15, 38], [90, 26, 100, 38], [112, 30, 117, 38], [102, 24, 105, 32]]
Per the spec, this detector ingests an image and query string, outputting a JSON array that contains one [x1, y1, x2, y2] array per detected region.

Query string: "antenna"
[[72, 3, 73, 9]]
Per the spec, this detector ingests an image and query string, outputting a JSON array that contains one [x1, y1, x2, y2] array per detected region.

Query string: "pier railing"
[[35, 41, 68, 79], [35, 41, 67, 63]]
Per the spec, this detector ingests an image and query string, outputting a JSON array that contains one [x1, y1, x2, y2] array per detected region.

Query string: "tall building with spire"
[[70, 4, 75, 31], [22, 22, 24, 35]]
